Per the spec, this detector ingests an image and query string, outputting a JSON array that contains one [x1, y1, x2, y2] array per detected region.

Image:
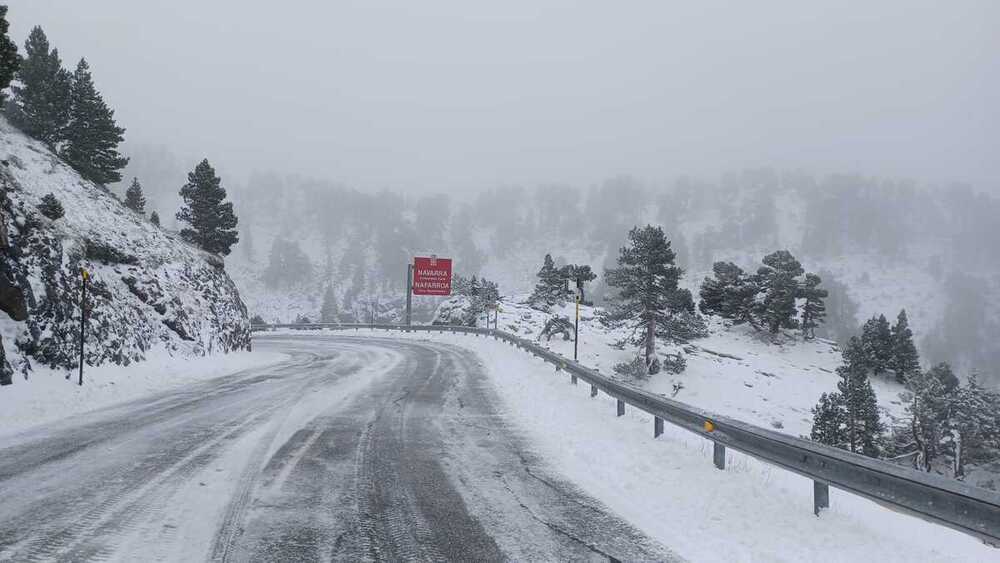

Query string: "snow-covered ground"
[[327, 329, 996, 562], [474, 296, 909, 437], [0, 348, 288, 439]]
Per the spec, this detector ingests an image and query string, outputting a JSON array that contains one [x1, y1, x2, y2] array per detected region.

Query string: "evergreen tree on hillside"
[[149, 210, 160, 226], [476, 278, 500, 318], [451, 274, 471, 296], [698, 262, 730, 317], [758, 250, 804, 333], [905, 363, 952, 471], [926, 361, 960, 394], [468, 276, 480, 301], [800, 273, 827, 339], [602, 225, 689, 375], [810, 392, 847, 448], [836, 337, 883, 457], [0, 6, 18, 103], [698, 261, 759, 328], [699, 250, 824, 338], [123, 177, 146, 214], [861, 314, 893, 377], [176, 159, 239, 255], [948, 375, 1000, 479], [6, 26, 71, 147], [320, 285, 339, 323], [61, 59, 129, 184], [560, 264, 597, 302], [889, 310, 920, 383], [37, 192, 64, 219], [528, 254, 565, 309]]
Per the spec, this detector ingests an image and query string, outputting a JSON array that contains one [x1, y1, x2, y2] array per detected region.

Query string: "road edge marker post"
[[79, 267, 89, 386]]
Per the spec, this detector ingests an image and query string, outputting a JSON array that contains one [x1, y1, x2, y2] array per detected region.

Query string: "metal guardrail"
[[255, 322, 1000, 545]]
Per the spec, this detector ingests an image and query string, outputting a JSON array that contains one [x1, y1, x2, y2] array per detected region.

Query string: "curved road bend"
[[0, 334, 678, 562]]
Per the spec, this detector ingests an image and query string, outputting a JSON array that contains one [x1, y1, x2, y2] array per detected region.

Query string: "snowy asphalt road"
[[0, 334, 677, 562]]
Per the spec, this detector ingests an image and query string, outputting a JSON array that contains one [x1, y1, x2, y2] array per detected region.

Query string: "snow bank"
[[0, 348, 288, 439]]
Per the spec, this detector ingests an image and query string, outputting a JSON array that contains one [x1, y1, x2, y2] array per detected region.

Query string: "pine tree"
[[861, 314, 893, 377], [320, 285, 339, 323], [836, 337, 883, 457], [176, 159, 239, 255], [758, 250, 804, 333], [810, 392, 847, 448], [61, 59, 129, 184], [123, 177, 146, 214], [698, 262, 732, 317], [905, 363, 952, 471], [800, 273, 827, 339], [6, 26, 71, 147], [528, 254, 565, 309], [561, 264, 596, 302], [699, 261, 761, 328], [477, 278, 501, 319], [889, 309, 920, 383], [469, 275, 480, 301], [947, 375, 1000, 479], [451, 274, 471, 296], [602, 225, 688, 375], [149, 210, 160, 226], [0, 6, 18, 103], [37, 192, 64, 219]]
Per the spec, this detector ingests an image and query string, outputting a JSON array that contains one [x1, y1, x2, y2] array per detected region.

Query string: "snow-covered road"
[[0, 334, 675, 562]]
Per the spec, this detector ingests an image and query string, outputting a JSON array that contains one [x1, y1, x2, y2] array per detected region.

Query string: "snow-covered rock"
[[0, 118, 250, 381], [431, 295, 475, 326]]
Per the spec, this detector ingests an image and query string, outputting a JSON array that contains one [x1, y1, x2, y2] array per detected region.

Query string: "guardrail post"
[[591, 384, 598, 397], [713, 443, 726, 470], [571, 374, 577, 385], [654, 417, 664, 438], [616, 399, 625, 417], [813, 481, 829, 516]]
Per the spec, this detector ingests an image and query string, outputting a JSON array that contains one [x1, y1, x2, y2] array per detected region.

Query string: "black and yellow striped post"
[[79, 268, 89, 386]]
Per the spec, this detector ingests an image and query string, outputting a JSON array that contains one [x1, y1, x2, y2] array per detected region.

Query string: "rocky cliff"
[[0, 118, 249, 383]]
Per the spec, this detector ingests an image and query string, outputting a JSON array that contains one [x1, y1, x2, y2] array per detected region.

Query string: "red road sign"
[[412, 256, 453, 296]]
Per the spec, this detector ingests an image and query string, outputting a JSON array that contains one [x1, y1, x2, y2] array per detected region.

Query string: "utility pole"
[[405, 262, 413, 327], [79, 268, 89, 386]]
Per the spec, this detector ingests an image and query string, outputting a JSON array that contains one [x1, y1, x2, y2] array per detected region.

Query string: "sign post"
[[405, 262, 413, 327], [409, 255, 452, 328], [79, 268, 89, 386], [574, 279, 584, 362]]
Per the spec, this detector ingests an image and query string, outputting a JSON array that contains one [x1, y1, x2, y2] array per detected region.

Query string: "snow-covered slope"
[[0, 118, 250, 381], [450, 295, 909, 439], [428, 296, 1000, 491]]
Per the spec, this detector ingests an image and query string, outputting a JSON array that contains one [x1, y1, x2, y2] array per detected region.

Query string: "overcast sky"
[[5, 1, 998, 192]]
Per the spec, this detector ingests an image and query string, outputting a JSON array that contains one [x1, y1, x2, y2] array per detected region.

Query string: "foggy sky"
[[5, 1, 998, 192]]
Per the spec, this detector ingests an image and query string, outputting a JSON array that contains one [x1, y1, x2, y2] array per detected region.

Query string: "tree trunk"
[[645, 317, 656, 374]]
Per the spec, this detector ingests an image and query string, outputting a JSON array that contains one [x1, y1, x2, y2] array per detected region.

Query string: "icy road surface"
[[0, 334, 675, 562]]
